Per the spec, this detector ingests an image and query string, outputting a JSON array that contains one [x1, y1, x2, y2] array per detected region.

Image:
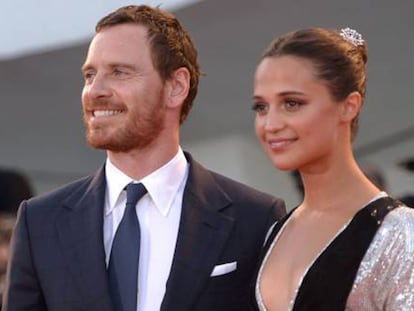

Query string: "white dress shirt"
[[103, 148, 189, 311]]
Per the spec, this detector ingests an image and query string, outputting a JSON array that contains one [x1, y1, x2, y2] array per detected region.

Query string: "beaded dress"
[[253, 195, 414, 311]]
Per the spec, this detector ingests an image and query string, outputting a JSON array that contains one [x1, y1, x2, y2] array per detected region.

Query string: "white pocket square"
[[210, 261, 237, 277]]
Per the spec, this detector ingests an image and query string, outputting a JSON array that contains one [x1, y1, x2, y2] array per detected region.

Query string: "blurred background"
[[1, 0, 413, 212]]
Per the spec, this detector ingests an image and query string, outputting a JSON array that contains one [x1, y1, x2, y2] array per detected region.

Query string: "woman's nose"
[[264, 107, 285, 132]]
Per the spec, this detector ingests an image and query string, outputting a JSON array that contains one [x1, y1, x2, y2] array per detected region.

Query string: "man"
[[0, 168, 33, 214], [0, 214, 17, 309], [0, 168, 33, 309], [4, 5, 285, 311]]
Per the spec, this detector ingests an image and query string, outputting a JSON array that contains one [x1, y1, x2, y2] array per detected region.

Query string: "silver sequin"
[[346, 206, 414, 310]]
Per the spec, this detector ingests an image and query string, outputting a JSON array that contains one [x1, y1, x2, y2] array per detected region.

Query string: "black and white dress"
[[253, 194, 414, 311]]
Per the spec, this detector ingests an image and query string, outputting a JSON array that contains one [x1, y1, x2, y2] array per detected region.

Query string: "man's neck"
[[107, 144, 180, 181]]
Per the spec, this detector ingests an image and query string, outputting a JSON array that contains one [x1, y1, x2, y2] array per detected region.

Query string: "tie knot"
[[125, 183, 147, 206]]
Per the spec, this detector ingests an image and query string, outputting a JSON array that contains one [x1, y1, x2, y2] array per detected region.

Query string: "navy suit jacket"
[[4, 153, 285, 311]]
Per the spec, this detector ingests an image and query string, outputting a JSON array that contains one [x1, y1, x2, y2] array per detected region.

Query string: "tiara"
[[340, 27, 364, 46]]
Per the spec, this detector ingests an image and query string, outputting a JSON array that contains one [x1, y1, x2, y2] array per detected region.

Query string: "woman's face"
[[253, 55, 345, 172]]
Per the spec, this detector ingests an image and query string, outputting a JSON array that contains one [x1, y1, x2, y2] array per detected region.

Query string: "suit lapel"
[[56, 167, 113, 310], [161, 154, 235, 311]]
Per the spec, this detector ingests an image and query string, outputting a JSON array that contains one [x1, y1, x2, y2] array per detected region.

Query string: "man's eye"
[[252, 102, 268, 113], [83, 72, 95, 83], [113, 69, 127, 77]]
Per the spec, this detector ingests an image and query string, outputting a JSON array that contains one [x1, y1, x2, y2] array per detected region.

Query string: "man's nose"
[[85, 74, 112, 99]]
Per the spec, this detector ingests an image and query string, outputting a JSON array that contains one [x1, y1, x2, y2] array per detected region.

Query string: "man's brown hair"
[[96, 5, 201, 123]]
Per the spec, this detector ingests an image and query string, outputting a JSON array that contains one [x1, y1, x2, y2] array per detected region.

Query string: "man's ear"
[[340, 91, 362, 122], [165, 67, 190, 108]]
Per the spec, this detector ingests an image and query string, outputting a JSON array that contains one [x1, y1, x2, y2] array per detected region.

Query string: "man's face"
[[81, 24, 166, 152]]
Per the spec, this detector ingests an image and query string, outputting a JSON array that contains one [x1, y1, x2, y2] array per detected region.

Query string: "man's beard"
[[84, 99, 165, 153]]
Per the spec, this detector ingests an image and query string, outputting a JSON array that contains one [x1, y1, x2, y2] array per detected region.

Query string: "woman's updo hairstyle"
[[261, 27, 367, 140]]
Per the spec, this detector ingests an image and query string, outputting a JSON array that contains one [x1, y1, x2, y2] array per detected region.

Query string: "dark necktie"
[[108, 183, 147, 311]]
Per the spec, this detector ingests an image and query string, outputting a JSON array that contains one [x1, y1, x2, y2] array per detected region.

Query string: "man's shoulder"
[[26, 172, 99, 209], [186, 152, 283, 205], [203, 169, 286, 222], [208, 169, 279, 202]]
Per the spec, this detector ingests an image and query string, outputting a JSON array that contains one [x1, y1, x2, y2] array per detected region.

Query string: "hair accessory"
[[340, 27, 364, 46]]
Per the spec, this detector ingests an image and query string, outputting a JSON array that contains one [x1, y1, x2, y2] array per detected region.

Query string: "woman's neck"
[[299, 157, 381, 214]]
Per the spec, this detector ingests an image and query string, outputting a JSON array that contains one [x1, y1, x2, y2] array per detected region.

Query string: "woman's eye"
[[252, 102, 268, 113], [283, 100, 303, 111]]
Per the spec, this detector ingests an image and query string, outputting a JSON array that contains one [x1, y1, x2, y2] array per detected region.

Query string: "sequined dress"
[[254, 196, 414, 310]]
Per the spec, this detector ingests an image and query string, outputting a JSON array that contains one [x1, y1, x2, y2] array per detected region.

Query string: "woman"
[[251, 27, 414, 310]]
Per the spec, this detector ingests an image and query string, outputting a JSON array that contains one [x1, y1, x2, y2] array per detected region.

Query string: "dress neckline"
[[255, 192, 388, 311]]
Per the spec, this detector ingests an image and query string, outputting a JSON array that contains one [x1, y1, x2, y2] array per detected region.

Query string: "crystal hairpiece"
[[340, 27, 364, 46]]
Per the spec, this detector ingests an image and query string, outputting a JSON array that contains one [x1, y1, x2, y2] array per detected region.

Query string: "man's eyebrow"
[[81, 63, 93, 73], [108, 63, 138, 71], [81, 63, 138, 73]]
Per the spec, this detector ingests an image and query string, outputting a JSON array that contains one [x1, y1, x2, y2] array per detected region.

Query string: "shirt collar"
[[105, 148, 188, 217]]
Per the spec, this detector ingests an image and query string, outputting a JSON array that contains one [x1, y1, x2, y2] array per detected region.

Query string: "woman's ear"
[[340, 91, 362, 122], [165, 67, 190, 108]]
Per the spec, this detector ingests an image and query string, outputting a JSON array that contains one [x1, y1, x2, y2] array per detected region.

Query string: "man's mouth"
[[92, 110, 123, 117]]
